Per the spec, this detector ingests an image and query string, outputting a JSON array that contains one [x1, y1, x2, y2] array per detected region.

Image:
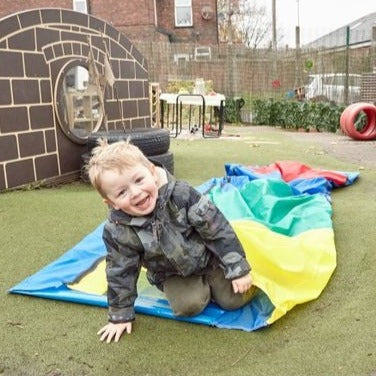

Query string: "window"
[[194, 47, 211, 61], [173, 53, 190, 64], [73, 0, 88, 13], [175, 0, 192, 27]]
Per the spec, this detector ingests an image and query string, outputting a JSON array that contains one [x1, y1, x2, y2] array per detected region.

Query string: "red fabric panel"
[[252, 161, 347, 185]]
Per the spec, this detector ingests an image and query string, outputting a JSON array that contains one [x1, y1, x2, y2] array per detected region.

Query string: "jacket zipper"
[[151, 220, 159, 241]]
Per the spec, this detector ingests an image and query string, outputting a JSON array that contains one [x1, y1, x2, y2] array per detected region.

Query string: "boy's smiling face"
[[101, 163, 159, 216]]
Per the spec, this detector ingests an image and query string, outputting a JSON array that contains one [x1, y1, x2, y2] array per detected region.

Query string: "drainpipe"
[[272, 0, 278, 82], [214, 0, 219, 44], [153, 0, 158, 27]]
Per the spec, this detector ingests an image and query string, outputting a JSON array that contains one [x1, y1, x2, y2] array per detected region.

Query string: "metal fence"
[[136, 39, 376, 108]]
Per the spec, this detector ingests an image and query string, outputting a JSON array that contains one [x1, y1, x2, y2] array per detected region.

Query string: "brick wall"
[[0, 0, 218, 44], [90, 0, 155, 28], [119, 25, 169, 43], [0, 8, 151, 190], [0, 0, 72, 19], [157, 0, 218, 44]]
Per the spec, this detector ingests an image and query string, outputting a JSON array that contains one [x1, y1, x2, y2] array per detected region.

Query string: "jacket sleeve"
[[186, 186, 251, 280], [102, 221, 142, 323]]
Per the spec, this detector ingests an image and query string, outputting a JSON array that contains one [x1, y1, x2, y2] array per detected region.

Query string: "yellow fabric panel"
[[68, 220, 336, 326], [68, 259, 107, 295], [68, 262, 150, 296], [231, 220, 336, 324]]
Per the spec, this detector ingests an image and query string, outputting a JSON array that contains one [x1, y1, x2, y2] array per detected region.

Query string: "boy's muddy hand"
[[97, 322, 132, 343], [232, 274, 252, 294]]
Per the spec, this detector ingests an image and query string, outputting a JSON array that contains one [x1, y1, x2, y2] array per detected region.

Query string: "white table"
[[159, 93, 226, 138], [159, 93, 225, 106]]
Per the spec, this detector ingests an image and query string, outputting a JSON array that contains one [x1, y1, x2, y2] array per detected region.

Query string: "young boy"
[[87, 139, 255, 343]]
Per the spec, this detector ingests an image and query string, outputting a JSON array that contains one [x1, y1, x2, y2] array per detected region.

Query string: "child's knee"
[[172, 294, 209, 316], [164, 275, 210, 317], [216, 285, 257, 311], [215, 294, 245, 311], [208, 267, 257, 310]]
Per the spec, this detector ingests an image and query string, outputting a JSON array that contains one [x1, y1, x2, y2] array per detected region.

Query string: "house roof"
[[305, 12, 376, 49]]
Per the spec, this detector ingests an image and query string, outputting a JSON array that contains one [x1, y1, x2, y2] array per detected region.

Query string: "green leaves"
[[224, 97, 246, 123], [252, 99, 345, 132]]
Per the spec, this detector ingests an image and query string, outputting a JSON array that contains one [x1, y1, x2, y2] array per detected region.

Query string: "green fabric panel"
[[209, 186, 253, 219], [210, 179, 333, 236]]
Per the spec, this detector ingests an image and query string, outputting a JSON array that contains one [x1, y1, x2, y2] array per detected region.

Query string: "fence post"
[[225, 44, 236, 96], [294, 26, 303, 89], [344, 26, 350, 105], [372, 26, 376, 73]]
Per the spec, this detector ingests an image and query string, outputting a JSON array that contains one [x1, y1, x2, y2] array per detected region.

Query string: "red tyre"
[[340, 103, 357, 134], [340, 103, 376, 140]]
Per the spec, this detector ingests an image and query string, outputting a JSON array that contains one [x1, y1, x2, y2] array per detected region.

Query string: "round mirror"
[[55, 62, 103, 144]]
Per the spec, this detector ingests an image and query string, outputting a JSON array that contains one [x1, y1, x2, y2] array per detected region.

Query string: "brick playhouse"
[[0, 8, 151, 190]]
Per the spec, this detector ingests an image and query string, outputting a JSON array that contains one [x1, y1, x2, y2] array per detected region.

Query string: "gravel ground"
[[231, 126, 376, 168], [175, 125, 376, 168], [284, 129, 376, 168]]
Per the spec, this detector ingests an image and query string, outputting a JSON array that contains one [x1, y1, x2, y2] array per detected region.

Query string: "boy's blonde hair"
[[86, 138, 152, 197]]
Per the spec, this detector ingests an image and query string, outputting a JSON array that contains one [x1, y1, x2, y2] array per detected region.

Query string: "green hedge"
[[225, 97, 246, 123], [251, 99, 346, 132]]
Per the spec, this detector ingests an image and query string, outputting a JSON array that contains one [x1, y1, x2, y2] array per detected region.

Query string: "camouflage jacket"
[[102, 171, 251, 323]]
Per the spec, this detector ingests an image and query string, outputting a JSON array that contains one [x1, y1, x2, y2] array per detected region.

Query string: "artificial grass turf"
[[1, 127, 376, 376]]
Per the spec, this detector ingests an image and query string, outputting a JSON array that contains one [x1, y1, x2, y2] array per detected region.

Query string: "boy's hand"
[[232, 274, 252, 294], [97, 322, 132, 343]]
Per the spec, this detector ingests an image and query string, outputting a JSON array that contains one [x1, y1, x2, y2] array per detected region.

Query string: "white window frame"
[[194, 46, 211, 61], [173, 53, 190, 64], [175, 0, 193, 27], [73, 0, 88, 13]]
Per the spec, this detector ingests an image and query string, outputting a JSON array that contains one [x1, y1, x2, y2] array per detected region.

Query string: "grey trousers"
[[163, 267, 257, 317]]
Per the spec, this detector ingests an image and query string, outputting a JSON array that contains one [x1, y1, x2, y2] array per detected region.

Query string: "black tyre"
[[80, 152, 91, 183], [80, 150, 175, 182], [148, 152, 174, 175], [87, 129, 170, 156]]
